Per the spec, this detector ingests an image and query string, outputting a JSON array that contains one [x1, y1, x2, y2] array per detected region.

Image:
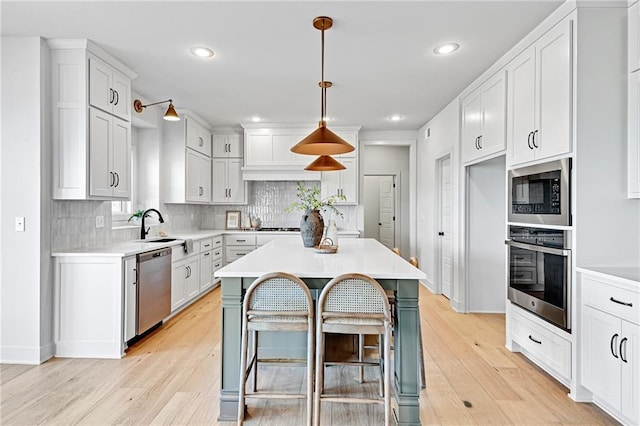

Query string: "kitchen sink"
[[147, 238, 179, 243]]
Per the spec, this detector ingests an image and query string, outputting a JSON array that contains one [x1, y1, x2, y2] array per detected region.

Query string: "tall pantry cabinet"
[[50, 40, 136, 200]]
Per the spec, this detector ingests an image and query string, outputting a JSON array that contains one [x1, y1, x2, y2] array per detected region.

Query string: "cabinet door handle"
[[478, 135, 482, 149], [609, 297, 633, 307], [185, 266, 190, 279], [114, 90, 119, 106], [528, 335, 542, 345], [133, 268, 137, 285], [532, 130, 539, 148], [527, 132, 534, 149], [228, 188, 232, 198], [199, 186, 203, 196], [610, 333, 619, 358], [114, 172, 119, 188], [199, 137, 204, 147], [620, 337, 628, 363], [109, 88, 114, 104], [109, 171, 115, 187]]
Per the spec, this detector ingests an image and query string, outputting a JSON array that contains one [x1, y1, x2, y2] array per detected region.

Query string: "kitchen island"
[[214, 237, 426, 425]]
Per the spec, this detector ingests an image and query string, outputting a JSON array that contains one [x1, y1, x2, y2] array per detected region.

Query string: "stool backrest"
[[319, 273, 390, 320], [245, 272, 313, 313]]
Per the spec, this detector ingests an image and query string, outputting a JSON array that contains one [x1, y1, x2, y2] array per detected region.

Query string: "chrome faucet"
[[140, 208, 165, 239]]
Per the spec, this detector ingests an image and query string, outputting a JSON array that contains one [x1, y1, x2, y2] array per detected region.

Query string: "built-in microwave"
[[508, 158, 571, 226]]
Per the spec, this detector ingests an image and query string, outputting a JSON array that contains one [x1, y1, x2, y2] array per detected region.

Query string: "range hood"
[[242, 167, 320, 181]]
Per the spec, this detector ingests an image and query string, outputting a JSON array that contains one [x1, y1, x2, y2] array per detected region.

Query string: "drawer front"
[[212, 235, 223, 249], [225, 234, 256, 246], [212, 255, 224, 272], [511, 308, 572, 380], [211, 245, 224, 259], [582, 275, 640, 325], [199, 237, 214, 252], [225, 246, 254, 262]]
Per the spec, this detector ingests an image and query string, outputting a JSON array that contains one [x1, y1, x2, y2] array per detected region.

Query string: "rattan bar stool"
[[237, 272, 314, 425], [315, 273, 392, 426]]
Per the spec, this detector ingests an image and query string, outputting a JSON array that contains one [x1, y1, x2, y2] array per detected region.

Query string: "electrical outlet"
[[96, 215, 105, 228], [15, 216, 25, 232]]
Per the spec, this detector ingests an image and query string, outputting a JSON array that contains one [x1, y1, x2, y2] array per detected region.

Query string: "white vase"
[[325, 220, 338, 246]]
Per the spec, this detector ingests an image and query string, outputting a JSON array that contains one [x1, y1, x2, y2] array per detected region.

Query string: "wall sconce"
[[133, 99, 180, 121]]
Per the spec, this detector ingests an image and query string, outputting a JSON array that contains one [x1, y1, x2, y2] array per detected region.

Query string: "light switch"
[[96, 215, 105, 228], [15, 216, 25, 232]]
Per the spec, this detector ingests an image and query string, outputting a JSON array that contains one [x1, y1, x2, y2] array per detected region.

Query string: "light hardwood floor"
[[1, 285, 617, 425]]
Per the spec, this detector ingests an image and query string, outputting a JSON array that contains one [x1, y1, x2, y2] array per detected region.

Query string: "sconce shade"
[[292, 123, 355, 156], [163, 102, 180, 121], [304, 154, 346, 171], [133, 99, 180, 121]]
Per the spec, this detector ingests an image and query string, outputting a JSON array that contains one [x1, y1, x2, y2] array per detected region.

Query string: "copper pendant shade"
[[291, 16, 354, 159], [304, 155, 346, 171]]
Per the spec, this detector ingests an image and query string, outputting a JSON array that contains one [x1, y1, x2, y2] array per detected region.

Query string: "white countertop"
[[51, 229, 360, 257], [577, 266, 640, 286], [215, 237, 426, 280]]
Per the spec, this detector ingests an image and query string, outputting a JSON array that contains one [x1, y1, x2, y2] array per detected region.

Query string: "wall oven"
[[506, 226, 571, 331], [508, 158, 571, 226]]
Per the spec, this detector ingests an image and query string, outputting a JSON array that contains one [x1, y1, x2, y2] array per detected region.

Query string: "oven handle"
[[505, 239, 571, 256]]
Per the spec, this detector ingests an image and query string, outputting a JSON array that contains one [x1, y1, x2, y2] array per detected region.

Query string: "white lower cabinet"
[[510, 305, 572, 385], [580, 272, 640, 425], [123, 256, 137, 343], [200, 249, 213, 292], [171, 254, 200, 311], [224, 234, 257, 265]]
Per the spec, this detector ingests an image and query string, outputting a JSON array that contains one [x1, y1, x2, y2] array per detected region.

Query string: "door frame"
[[360, 140, 417, 257], [363, 173, 399, 249]]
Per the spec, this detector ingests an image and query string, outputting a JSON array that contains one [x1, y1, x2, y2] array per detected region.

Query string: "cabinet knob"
[[438, 231, 444, 236]]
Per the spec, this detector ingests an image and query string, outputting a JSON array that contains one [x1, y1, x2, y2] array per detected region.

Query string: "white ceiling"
[[1, 1, 563, 131]]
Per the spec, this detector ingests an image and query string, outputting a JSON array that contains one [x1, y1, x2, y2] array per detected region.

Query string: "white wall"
[[1, 37, 54, 363], [361, 145, 411, 257], [417, 99, 463, 309]]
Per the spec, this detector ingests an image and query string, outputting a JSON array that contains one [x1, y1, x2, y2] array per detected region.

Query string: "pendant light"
[[304, 155, 346, 171], [133, 99, 180, 121], [291, 16, 354, 171]]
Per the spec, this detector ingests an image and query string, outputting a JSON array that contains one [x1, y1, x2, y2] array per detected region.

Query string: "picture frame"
[[226, 211, 241, 230]]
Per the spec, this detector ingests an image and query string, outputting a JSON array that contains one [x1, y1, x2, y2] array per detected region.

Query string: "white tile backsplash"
[[51, 181, 356, 251]]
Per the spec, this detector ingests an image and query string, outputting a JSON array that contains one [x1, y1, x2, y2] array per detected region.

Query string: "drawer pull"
[[620, 337, 628, 363], [609, 297, 633, 307], [528, 335, 542, 345], [204, 244, 211, 248], [204, 252, 210, 257], [610, 333, 619, 359], [515, 257, 525, 260], [515, 274, 525, 278], [236, 239, 246, 242]]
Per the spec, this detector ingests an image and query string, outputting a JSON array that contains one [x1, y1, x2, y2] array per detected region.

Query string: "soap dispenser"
[[326, 219, 338, 246]]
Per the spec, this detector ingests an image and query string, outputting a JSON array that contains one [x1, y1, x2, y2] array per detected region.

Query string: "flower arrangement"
[[285, 182, 346, 218]]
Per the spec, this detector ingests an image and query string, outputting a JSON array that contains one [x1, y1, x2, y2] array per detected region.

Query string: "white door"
[[89, 108, 112, 197], [211, 158, 227, 203], [185, 149, 200, 202], [439, 156, 453, 298], [378, 176, 395, 249], [227, 158, 245, 203], [508, 46, 536, 165], [111, 118, 130, 199]]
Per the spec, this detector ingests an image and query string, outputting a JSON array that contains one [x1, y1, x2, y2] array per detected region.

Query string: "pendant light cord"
[[321, 22, 326, 126]]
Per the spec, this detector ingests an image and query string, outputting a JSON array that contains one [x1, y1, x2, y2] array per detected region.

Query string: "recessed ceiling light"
[[251, 116, 262, 122], [189, 46, 214, 58], [433, 43, 460, 55], [387, 115, 404, 122]]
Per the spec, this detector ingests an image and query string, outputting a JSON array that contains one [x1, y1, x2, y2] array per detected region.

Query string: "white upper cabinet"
[[186, 117, 212, 157], [212, 158, 246, 204], [88, 55, 131, 121], [321, 157, 358, 205], [212, 134, 243, 158], [507, 18, 572, 166], [244, 130, 310, 166], [163, 111, 213, 204], [630, 1, 640, 73], [89, 109, 130, 198], [50, 40, 136, 200], [461, 70, 506, 164]]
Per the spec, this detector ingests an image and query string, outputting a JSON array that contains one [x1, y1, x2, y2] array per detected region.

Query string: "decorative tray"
[[313, 244, 338, 254]]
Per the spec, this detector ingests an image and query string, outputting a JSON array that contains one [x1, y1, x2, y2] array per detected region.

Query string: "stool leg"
[[314, 324, 325, 426], [250, 330, 258, 392], [383, 323, 391, 426], [378, 334, 384, 397], [238, 318, 249, 424], [306, 318, 314, 426], [358, 334, 364, 383]]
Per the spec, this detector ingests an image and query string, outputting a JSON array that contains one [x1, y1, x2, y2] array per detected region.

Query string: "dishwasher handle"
[[138, 248, 172, 262]]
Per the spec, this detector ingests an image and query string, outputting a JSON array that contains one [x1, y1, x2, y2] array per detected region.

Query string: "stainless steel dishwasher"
[[136, 247, 172, 335]]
